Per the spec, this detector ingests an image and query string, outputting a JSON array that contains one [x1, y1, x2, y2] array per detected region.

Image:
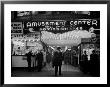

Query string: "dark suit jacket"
[[82, 54, 88, 62], [26, 52, 32, 62], [52, 51, 63, 66], [37, 52, 43, 65], [90, 53, 99, 64]]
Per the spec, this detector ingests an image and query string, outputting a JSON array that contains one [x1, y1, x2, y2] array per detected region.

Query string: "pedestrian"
[[37, 50, 43, 72], [64, 50, 68, 64], [35, 51, 38, 68], [31, 51, 36, 71], [43, 51, 47, 67], [90, 50, 100, 76], [46, 52, 51, 64], [52, 47, 63, 76], [26, 50, 32, 72], [81, 50, 88, 74]]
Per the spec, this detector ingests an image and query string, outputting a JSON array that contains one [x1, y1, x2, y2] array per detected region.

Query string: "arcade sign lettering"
[[70, 19, 97, 26], [24, 19, 99, 34]]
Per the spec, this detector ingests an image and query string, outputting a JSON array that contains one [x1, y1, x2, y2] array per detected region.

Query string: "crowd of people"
[[80, 50, 100, 76], [25, 47, 100, 77], [26, 49, 44, 72], [25, 47, 64, 76]]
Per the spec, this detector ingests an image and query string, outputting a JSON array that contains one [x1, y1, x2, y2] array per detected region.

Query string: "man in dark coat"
[[90, 50, 100, 76], [37, 50, 43, 72], [52, 47, 63, 76], [26, 50, 32, 72], [81, 50, 88, 74]]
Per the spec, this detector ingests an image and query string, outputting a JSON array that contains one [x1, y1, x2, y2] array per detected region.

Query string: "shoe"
[[55, 74, 57, 77], [59, 74, 62, 76], [38, 70, 41, 72]]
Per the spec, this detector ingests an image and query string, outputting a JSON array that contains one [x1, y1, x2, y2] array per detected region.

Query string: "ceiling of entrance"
[[41, 30, 94, 47]]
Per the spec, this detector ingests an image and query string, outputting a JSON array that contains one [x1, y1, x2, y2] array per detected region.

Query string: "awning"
[[41, 30, 95, 46]]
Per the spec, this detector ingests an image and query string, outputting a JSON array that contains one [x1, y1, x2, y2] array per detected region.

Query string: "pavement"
[[11, 63, 92, 77]]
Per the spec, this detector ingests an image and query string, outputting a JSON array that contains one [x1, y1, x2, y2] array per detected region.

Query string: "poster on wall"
[[11, 40, 26, 55]]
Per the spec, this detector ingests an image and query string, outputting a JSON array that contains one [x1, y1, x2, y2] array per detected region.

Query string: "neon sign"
[[23, 19, 99, 34], [26, 19, 97, 28]]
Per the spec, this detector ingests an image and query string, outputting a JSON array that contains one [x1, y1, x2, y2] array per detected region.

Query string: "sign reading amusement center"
[[23, 19, 100, 34]]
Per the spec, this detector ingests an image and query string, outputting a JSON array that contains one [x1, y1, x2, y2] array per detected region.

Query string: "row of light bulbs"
[[12, 39, 40, 42], [41, 30, 92, 41]]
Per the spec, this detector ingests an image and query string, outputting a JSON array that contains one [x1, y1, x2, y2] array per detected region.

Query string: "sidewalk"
[[12, 63, 92, 77]]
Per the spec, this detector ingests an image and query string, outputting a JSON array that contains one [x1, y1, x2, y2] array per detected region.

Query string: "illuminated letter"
[[46, 22, 49, 26], [32, 22, 37, 27], [56, 22, 59, 25], [92, 20, 97, 26], [82, 20, 86, 25], [42, 22, 45, 26], [74, 21, 78, 25], [78, 21, 82, 25], [50, 22, 55, 26], [87, 20, 91, 25], [27, 22, 31, 27], [70, 21, 73, 26]]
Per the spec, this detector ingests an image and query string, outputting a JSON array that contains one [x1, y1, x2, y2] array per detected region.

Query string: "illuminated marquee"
[[26, 19, 97, 27], [23, 19, 99, 34]]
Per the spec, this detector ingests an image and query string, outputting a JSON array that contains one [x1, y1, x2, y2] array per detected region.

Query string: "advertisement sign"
[[17, 11, 31, 16], [11, 22, 23, 34], [12, 40, 26, 55]]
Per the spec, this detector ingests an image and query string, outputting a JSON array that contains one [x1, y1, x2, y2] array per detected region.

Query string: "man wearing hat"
[[52, 47, 63, 76]]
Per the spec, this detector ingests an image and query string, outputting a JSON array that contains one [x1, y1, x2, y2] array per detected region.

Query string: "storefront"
[[11, 11, 100, 68], [79, 37, 100, 63], [11, 34, 43, 67], [11, 22, 43, 67]]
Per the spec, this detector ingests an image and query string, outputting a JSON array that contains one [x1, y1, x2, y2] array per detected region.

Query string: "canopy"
[[41, 30, 95, 46]]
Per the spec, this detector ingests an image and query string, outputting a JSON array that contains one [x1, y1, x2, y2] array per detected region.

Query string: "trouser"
[[83, 61, 88, 73], [31, 57, 36, 67], [90, 63, 100, 76], [64, 57, 68, 64], [35, 59, 37, 67], [28, 61, 31, 71], [55, 65, 61, 76], [37, 63, 42, 72]]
